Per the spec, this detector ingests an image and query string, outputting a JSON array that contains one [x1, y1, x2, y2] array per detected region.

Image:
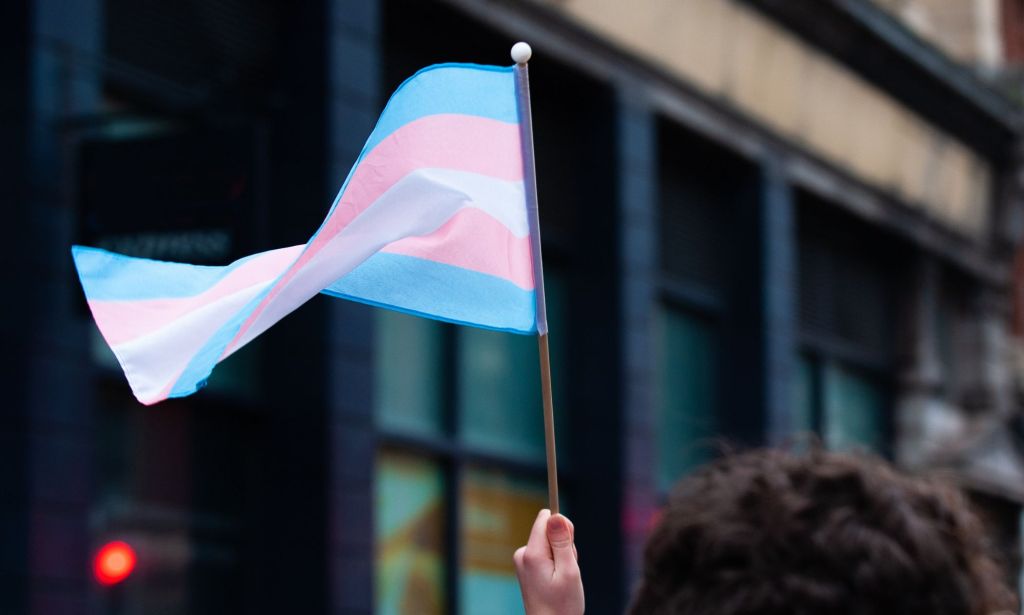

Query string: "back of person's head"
[[629, 448, 1017, 615]]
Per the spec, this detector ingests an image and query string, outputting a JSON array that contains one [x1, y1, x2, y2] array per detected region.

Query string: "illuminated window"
[[376, 451, 447, 615], [459, 467, 547, 613]]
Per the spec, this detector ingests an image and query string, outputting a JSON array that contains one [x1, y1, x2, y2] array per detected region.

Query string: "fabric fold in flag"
[[72, 63, 537, 405]]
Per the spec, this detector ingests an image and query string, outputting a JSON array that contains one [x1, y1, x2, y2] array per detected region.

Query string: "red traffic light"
[[93, 541, 136, 585]]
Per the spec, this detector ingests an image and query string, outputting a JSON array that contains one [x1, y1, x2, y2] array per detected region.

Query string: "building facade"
[[3, 0, 1023, 613]]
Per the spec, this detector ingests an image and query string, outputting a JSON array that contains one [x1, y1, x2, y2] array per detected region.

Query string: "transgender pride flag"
[[72, 63, 541, 405]]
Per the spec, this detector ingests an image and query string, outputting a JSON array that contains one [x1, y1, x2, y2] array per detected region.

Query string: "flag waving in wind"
[[73, 62, 541, 405]]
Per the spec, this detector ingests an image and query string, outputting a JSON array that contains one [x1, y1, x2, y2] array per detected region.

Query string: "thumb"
[[546, 514, 576, 570]]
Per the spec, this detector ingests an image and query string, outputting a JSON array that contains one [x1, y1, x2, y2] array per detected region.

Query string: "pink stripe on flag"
[[380, 207, 534, 290], [227, 114, 524, 352]]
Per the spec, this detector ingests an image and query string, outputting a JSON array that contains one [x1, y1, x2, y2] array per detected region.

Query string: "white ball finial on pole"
[[511, 42, 532, 64]]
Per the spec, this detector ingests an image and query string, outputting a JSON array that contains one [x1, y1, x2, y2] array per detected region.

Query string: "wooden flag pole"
[[537, 332, 559, 515], [512, 42, 560, 515]]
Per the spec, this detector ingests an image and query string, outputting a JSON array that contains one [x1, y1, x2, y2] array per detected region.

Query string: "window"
[[794, 355, 887, 453], [458, 328, 546, 463], [375, 313, 446, 438], [936, 269, 969, 401], [376, 451, 447, 614], [654, 306, 718, 492], [654, 119, 753, 493], [457, 277, 569, 464], [373, 273, 566, 615], [460, 467, 546, 612], [797, 195, 896, 455], [792, 355, 817, 435], [822, 363, 885, 452]]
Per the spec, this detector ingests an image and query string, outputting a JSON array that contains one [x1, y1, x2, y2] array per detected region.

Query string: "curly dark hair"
[[629, 448, 1017, 615]]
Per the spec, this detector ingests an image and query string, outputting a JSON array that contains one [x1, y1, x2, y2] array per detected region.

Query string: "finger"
[[513, 546, 527, 573], [546, 513, 578, 572], [565, 517, 578, 561], [525, 509, 552, 560]]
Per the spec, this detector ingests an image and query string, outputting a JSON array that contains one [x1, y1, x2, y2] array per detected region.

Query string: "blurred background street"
[[3, 0, 1024, 613]]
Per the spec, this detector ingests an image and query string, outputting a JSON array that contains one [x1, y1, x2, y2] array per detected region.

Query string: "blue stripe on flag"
[[361, 64, 518, 155], [321, 252, 537, 334]]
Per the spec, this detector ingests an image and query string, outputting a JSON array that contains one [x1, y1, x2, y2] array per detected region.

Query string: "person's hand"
[[514, 509, 584, 615]]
